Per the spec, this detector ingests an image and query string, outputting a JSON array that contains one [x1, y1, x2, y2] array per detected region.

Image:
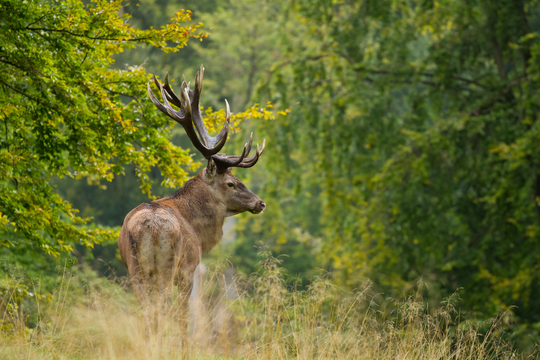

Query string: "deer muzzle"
[[251, 201, 266, 214]]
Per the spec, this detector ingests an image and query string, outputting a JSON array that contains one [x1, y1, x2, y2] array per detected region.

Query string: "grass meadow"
[[0, 254, 536, 360]]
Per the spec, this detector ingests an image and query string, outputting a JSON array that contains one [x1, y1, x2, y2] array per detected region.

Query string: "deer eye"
[[227, 182, 235, 188]]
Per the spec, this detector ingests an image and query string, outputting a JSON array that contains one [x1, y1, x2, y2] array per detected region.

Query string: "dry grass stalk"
[[0, 256, 535, 360]]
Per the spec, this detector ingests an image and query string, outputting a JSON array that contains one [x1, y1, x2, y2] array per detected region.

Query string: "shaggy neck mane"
[[157, 172, 227, 251], [162, 173, 224, 223], [168, 175, 201, 199]]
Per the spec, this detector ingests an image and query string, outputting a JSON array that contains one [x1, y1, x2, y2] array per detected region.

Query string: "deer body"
[[118, 178, 206, 311], [119, 169, 264, 303], [118, 65, 266, 354]]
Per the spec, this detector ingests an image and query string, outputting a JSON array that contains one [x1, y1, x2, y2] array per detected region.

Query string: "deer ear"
[[206, 158, 217, 180]]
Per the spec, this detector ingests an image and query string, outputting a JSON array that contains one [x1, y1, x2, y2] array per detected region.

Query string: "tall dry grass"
[[0, 253, 536, 359]]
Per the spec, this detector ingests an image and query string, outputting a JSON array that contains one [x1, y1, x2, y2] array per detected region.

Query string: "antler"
[[147, 64, 265, 174], [147, 64, 228, 158]]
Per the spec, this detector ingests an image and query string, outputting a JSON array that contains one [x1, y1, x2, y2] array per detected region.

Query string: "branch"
[[264, 52, 490, 96], [103, 87, 139, 99], [491, 36, 507, 81], [0, 79, 40, 103], [422, 73, 489, 89], [25, 14, 48, 28], [468, 76, 526, 117], [329, 53, 486, 90], [25, 26, 166, 42], [1, 110, 9, 151], [0, 58, 45, 77]]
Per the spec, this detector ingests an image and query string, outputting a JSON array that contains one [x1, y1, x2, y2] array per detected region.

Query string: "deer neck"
[[189, 196, 226, 252], [167, 175, 227, 252]]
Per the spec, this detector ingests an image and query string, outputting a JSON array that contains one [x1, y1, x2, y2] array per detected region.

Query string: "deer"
[[118, 65, 266, 353]]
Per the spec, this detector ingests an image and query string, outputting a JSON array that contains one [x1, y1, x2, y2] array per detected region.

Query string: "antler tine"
[[211, 135, 265, 173], [149, 76, 214, 157], [243, 132, 253, 158], [147, 80, 167, 115], [189, 65, 211, 147], [236, 139, 265, 168], [214, 99, 231, 145], [227, 132, 264, 164], [180, 84, 192, 116], [147, 66, 266, 171], [157, 75, 190, 123], [147, 66, 231, 159], [184, 65, 228, 153], [223, 132, 254, 161], [148, 74, 182, 120], [162, 72, 182, 108], [211, 142, 249, 172]]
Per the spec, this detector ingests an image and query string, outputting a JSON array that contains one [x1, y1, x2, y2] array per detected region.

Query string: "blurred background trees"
[[2, 0, 540, 350]]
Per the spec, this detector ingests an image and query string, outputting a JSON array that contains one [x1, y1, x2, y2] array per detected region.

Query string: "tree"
[[238, 0, 540, 333], [0, 0, 206, 256]]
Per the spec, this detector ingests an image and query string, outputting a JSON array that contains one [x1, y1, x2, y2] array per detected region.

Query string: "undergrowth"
[[0, 252, 536, 359]]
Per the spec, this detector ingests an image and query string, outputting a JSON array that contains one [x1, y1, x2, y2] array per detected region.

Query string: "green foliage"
[[0, 0, 283, 271], [0, 0, 208, 256], [235, 0, 540, 335], [191, 0, 282, 111], [0, 1, 273, 256], [4, 0, 540, 352]]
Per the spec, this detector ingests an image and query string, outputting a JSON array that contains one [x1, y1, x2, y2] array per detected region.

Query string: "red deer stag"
[[118, 65, 266, 350]]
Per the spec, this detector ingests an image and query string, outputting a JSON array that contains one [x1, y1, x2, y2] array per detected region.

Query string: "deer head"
[[147, 65, 266, 215]]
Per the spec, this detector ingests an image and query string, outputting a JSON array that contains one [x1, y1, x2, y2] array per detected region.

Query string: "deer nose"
[[260, 201, 266, 210]]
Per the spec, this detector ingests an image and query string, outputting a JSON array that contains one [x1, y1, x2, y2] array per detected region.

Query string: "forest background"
[[2, 0, 540, 354]]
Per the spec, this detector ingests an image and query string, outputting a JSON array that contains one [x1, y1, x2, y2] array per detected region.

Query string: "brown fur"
[[118, 163, 265, 351]]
